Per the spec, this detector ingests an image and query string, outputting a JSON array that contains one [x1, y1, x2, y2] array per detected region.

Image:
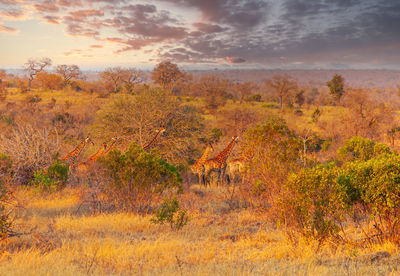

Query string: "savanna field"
[[2, 63, 400, 276]]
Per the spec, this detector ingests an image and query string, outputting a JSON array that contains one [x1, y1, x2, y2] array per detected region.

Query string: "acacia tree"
[[326, 74, 345, 103], [56, 64, 83, 86], [233, 81, 256, 103], [24, 57, 52, 90], [266, 74, 297, 109], [199, 74, 230, 111], [91, 87, 203, 165], [151, 61, 183, 91]]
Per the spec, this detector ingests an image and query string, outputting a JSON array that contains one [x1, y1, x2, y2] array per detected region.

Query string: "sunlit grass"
[[1, 187, 399, 275]]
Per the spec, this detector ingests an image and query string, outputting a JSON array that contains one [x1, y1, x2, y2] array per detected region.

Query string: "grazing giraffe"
[[75, 142, 107, 173], [143, 126, 166, 152], [61, 136, 93, 168], [226, 150, 254, 184], [203, 136, 239, 186], [190, 143, 214, 186], [104, 137, 120, 155]]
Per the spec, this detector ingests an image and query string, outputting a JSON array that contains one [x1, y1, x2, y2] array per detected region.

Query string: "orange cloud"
[[0, 24, 18, 33]]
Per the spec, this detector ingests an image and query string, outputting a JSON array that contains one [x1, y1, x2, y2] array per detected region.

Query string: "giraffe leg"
[[221, 165, 227, 185]]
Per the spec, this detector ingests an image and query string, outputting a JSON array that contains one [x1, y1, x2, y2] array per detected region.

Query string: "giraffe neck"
[[215, 139, 236, 162], [62, 140, 86, 161], [195, 146, 213, 166], [105, 140, 117, 155], [143, 130, 163, 151], [89, 145, 106, 161]]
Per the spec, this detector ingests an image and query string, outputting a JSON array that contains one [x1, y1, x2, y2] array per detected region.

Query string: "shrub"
[[246, 94, 262, 102], [343, 154, 400, 242], [0, 153, 12, 176], [240, 116, 302, 205], [0, 184, 11, 240], [151, 196, 188, 230], [279, 164, 351, 241], [101, 143, 182, 212], [29, 160, 68, 192], [0, 124, 60, 185], [337, 136, 391, 163]]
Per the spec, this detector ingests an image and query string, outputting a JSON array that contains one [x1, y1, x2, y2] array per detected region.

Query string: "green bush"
[[0, 153, 12, 176], [29, 160, 68, 192], [279, 164, 351, 241], [343, 154, 400, 241], [337, 136, 391, 163], [151, 196, 188, 230], [101, 143, 182, 212]]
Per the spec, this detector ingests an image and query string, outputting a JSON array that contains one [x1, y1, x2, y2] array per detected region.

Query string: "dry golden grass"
[[0, 186, 399, 275]]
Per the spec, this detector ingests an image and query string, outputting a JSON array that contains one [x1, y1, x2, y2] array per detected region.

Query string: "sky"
[[0, 0, 400, 69]]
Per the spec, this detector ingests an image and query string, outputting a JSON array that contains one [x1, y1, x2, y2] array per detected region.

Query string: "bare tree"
[[56, 64, 83, 86], [233, 81, 256, 103], [265, 74, 297, 109], [121, 68, 144, 93], [24, 57, 52, 90], [100, 67, 123, 93]]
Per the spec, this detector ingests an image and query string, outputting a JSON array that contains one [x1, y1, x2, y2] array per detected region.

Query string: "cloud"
[[89, 44, 103, 48], [2, 0, 400, 67], [42, 15, 60, 24], [69, 9, 104, 18], [0, 24, 18, 33], [0, 9, 30, 20], [34, 1, 59, 13], [225, 56, 246, 63], [192, 22, 226, 34]]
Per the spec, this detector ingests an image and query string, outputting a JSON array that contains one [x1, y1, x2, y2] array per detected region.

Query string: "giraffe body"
[[203, 136, 239, 186], [190, 144, 214, 185], [75, 142, 107, 173], [143, 127, 166, 152], [226, 154, 252, 184]]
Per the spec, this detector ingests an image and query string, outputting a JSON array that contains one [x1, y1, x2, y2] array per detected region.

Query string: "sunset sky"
[[0, 0, 399, 69]]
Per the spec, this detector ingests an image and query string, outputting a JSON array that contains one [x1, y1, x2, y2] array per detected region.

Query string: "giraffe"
[[104, 137, 120, 155], [143, 126, 166, 152], [61, 136, 93, 168], [226, 150, 254, 184], [75, 142, 107, 173], [189, 143, 214, 186], [203, 136, 239, 186]]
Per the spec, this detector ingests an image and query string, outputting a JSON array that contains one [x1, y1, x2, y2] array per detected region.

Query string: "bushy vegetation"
[[100, 143, 182, 212], [280, 137, 400, 244], [151, 196, 189, 230], [29, 160, 69, 192], [337, 136, 391, 162], [0, 153, 12, 239]]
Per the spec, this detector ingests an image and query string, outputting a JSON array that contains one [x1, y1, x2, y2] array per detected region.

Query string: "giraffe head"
[[232, 136, 240, 143], [102, 142, 107, 149], [159, 126, 167, 137], [207, 143, 214, 152], [85, 136, 94, 145], [111, 137, 120, 143]]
